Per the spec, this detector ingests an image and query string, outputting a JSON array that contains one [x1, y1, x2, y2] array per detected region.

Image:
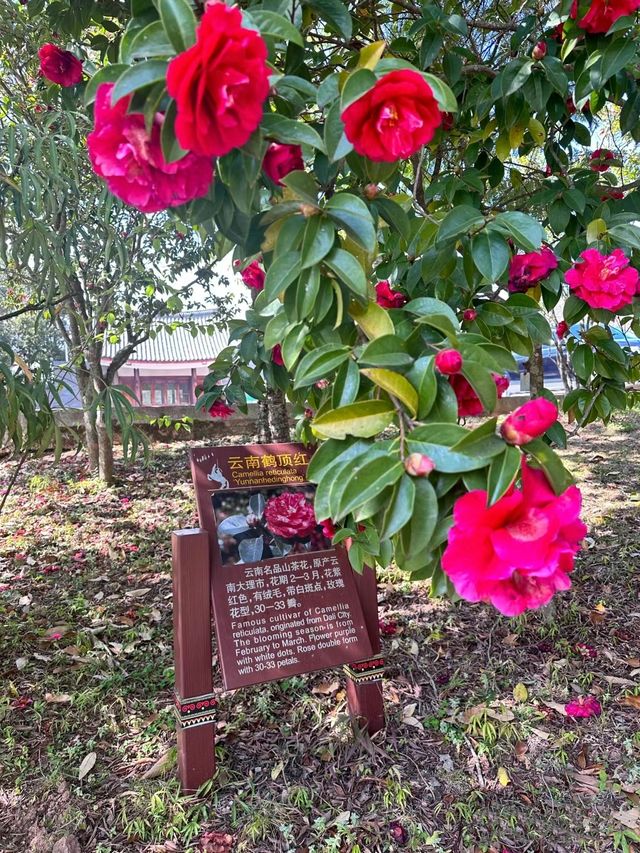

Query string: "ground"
[[0, 416, 639, 853]]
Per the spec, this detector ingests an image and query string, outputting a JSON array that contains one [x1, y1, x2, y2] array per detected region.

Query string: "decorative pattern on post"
[[172, 528, 216, 793]]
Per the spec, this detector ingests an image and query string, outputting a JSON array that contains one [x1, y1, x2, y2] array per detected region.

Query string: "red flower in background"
[[263, 143, 303, 186], [570, 0, 640, 33], [565, 696, 601, 717], [556, 320, 570, 339], [208, 400, 234, 419], [565, 248, 639, 311], [442, 460, 586, 616], [341, 70, 443, 162], [600, 188, 624, 201], [508, 247, 558, 293], [239, 261, 265, 291], [87, 84, 213, 213], [500, 398, 558, 445], [264, 493, 317, 539], [38, 44, 83, 86], [449, 373, 508, 417], [590, 149, 615, 172], [320, 518, 336, 539], [375, 281, 407, 309], [167, 4, 269, 157], [463, 308, 478, 322], [271, 344, 284, 366]]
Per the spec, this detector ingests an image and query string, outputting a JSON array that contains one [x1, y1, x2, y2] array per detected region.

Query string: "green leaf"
[[608, 224, 640, 251], [323, 248, 367, 299], [332, 358, 361, 407], [375, 197, 411, 242], [487, 446, 521, 505], [406, 356, 437, 419], [312, 400, 396, 439], [325, 193, 377, 252], [460, 361, 497, 413], [588, 37, 635, 92], [399, 478, 438, 558], [307, 437, 367, 483], [360, 368, 418, 416], [248, 10, 303, 46], [301, 217, 335, 268], [160, 99, 189, 163], [340, 68, 377, 111], [281, 171, 320, 205], [293, 345, 351, 388], [563, 294, 588, 324], [359, 335, 414, 369], [305, 0, 352, 40], [571, 344, 594, 381], [525, 439, 574, 494], [472, 230, 510, 282], [349, 300, 395, 340], [492, 59, 533, 99], [422, 73, 458, 112], [405, 297, 459, 328], [436, 205, 485, 245], [264, 251, 302, 302], [158, 0, 196, 52], [380, 474, 415, 539], [324, 100, 353, 162], [127, 21, 175, 59], [261, 114, 325, 151], [84, 64, 128, 104], [492, 211, 544, 252], [336, 456, 404, 518], [111, 60, 169, 102]]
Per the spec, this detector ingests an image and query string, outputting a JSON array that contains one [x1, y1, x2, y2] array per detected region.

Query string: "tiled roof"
[[101, 311, 228, 364]]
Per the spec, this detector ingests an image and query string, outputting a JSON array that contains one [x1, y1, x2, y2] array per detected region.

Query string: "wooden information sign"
[[171, 443, 385, 792]]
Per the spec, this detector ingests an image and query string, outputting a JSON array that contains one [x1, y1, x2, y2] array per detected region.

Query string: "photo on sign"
[[212, 486, 332, 566]]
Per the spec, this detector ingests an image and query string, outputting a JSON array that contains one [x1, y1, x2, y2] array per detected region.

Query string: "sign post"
[[172, 443, 385, 791]]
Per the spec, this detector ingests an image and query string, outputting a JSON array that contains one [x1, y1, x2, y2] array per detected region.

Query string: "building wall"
[[104, 361, 212, 407]]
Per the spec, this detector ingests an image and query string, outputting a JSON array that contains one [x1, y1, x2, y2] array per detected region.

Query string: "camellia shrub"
[[28, 0, 640, 615]]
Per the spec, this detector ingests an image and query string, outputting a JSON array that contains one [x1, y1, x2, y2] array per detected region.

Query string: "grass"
[[0, 416, 639, 852]]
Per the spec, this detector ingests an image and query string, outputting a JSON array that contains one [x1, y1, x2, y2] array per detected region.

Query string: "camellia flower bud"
[[404, 453, 435, 477], [434, 349, 463, 375], [462, 308, 477, 322], [364, 183, 379, 199], [531, 41, 547, 60], [556, 320, 569, 339], [500, 398, 558, 445]]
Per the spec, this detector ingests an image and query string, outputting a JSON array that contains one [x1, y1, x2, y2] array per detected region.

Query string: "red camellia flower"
[[600, 188, 624, 201], [38, 44, 83, 87], [263, 143, 303, 186], [435, 349, 463, 375], [341, 70, 443, 163], [565, 248, 639, 311], [449, 373, 508, 417], [508, 247, 558, 293], [556, 320, 570, 339], [570, 0, 640, 34], [442, 460, 587, 616], [320, 518, 336, 539], [240, 260, 265, 290], [208, 399, 234, 419], [532, 41, 547, 60], [565, 695, 602, 718], [375, 280, 407, 308], [379, 619, 398, 636], [87, 84, 213, 213], [271, 344, 284, 366], [590, 148, 615, 172], [501, 398, 558, 445], [463, 308, 478, 322], [166, 4, 270, 157], [264, 493, 317, 539]]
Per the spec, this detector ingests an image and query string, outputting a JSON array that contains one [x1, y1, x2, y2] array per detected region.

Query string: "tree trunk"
[[529, 344, 545, 398], [269, 389, 290, 442], [75, 362, 99, 470], [257, 398, 272, 443], [96, 409, 114, 485]]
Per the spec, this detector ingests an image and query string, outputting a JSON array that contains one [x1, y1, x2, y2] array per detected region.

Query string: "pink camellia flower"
[[449, 372, 509, 417], [38, 44, 83, 86], [208, 399, 234, 419], [239, 260, 265, 291], [500, 398, 558, 445], [315, 379, 330, 390], [263, 143, 303, 186], [320, 518, 336, 539], [532, 41, 547, 60], [87, 84, 213, 213], [264, 492, 317, 539], [404, 453, 435, 477], [442, 460, 587, 616], [556, 320, 570, 339], [463, 308, 478, 322], [508, 247, 558, 293], [565, 695, 602, 718], [166, 3, 270, 157], [271, 344, 284, 366], [435, 349, 463, 375], [49, 632, 63, 641], [11, 696, 33, 711], [565, 248, 639, 311], [570, 0, 640, 33], [375, 281, 407, 309], [590, 149, 615, 172], [42, 564, 61, 574], [341, 70, 443, 163]]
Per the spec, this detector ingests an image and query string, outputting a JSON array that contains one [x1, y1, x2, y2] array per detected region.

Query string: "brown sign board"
[[190, 443, 374, 690]]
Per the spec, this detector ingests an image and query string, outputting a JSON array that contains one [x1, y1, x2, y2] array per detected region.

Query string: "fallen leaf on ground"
[[311, 679, 340, 696], [78, 751, 97, 780], [497, 767, 510, 787], [620, 695, 640, 711], [141, 749, 175, 779], [45, 692, 72, 704], [611, 807, 640, 830]]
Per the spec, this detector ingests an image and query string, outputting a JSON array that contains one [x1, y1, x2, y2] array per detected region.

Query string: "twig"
[[0, 449, 28, 516]]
